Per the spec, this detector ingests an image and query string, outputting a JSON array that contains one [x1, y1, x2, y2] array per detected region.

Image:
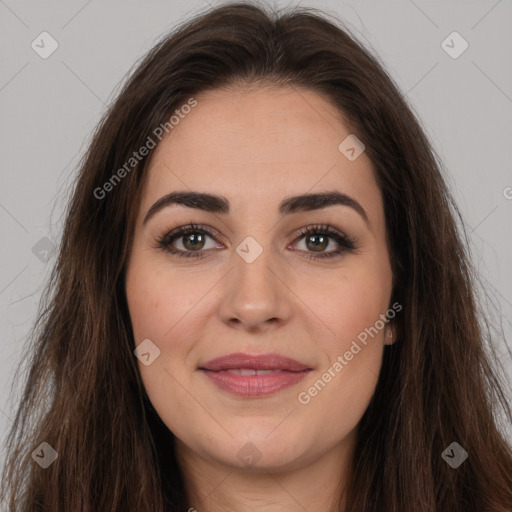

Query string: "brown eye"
[[181, 232, 207, 251], [157, 224, 222, 258], [293, 224, 357, 260], [304, 233, 329, 252]]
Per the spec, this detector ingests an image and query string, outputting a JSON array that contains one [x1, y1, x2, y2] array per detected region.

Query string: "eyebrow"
[[143, 190, 370, 227]]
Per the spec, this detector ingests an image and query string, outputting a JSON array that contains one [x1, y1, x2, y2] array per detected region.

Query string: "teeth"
[[226, 369, 281, 376]]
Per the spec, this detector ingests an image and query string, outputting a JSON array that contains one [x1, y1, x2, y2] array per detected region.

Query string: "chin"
[[203, 424, 320, 471]]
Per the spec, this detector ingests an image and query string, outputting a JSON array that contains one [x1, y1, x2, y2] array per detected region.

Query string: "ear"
[[384, 323, 397, 346]]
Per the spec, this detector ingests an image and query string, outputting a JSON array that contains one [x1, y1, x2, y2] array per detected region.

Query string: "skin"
[[125, 84, 395, 512]]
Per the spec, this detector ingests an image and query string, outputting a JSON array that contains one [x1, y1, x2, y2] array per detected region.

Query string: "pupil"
[[308, 234, 327, 251], [184, 233, 204, 250]]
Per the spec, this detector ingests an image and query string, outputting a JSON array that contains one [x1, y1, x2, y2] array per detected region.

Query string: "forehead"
[[141, 85, 382, 221]]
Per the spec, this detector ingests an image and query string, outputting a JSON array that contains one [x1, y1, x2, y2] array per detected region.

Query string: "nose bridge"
[[217, 232, 292, 330], [236, 235, 273, 287], [233, 233, 278, 304]]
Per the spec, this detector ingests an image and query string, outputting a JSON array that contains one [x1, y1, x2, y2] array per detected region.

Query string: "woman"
[[2, 2, 511, 511]]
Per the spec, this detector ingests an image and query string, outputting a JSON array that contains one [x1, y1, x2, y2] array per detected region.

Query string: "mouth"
[[198, 352, 312, 397]]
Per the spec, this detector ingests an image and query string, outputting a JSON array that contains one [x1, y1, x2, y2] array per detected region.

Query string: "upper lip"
[[199, 352, 311, 372]]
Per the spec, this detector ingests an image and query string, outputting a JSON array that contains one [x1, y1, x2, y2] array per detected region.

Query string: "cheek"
[[299, 262, 392, 349], [126, 261, 207, 348], [125, 257, 225, 379], [293, 259, 391, 413], [125, 264, 208, 429]]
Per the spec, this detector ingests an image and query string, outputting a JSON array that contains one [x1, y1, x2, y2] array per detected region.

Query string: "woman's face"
[[125, 85, 395, 472]]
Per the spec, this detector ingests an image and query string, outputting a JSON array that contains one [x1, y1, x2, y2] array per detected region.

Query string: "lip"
[[199, 352, 312, 397], [200, 352, 311, 372]]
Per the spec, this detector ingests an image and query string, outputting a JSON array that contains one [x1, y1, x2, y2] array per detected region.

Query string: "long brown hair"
[[2, 2, 511, 511]]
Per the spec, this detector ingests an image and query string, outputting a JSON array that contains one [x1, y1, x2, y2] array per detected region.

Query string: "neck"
[[175, 431, 355, 512]]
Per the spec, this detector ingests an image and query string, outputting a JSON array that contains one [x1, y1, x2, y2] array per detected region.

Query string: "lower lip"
[[200, 369, 311, 397]]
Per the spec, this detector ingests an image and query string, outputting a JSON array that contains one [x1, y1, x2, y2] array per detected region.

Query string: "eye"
[[155, 223, 222, 259], [155, 223, 357, 260], [292, 224, 357, 260]]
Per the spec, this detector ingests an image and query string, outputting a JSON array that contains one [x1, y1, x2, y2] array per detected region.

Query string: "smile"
[[198, 352, 312, 397]]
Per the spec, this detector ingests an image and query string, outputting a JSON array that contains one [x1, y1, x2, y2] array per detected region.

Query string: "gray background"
[[1, 0, 511, 476]]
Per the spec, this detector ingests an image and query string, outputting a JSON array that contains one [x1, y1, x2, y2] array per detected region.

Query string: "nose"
[[217, 240, 293, 333]]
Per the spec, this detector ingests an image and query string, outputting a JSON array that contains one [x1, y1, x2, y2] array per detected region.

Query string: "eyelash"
[[155, 223, 357, 260]]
